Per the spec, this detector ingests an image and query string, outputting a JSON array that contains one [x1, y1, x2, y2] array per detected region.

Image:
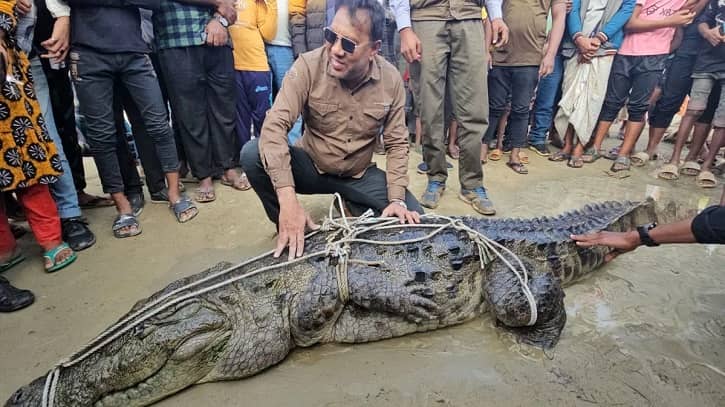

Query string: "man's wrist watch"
[[391, 199, 407, 210], [636, 222, 659, 247], [214, 14, 229, 28]]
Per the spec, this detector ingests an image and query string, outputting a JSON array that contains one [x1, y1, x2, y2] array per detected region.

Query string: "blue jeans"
[[529, 54, 563, 146], [265, 44, 303, 145], [31, 57, 82, 219]]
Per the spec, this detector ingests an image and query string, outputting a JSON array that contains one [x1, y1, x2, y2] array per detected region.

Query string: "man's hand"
[[539, 54, 555, 77], [275, 187, 320, 261], [490, 18, 509, 47], [16, 0, 31, 16], [216, 0, 237, 24], [41, 17, 71, 63], [701, 26, 725, 47], [667, 9, 696, 26], [571, 230, 640, 263], [205, 19, 228, 47], [399, 27, 421, 63], [381, 202, 421, 224]]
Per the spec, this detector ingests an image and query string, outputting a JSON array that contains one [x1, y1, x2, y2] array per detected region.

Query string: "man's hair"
[[335, 0, 385, 43]]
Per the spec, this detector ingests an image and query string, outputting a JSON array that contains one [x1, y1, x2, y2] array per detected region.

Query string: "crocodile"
[[5, 199, 658, 407]]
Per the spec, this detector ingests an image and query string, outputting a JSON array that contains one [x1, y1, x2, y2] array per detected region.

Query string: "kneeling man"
[[242, 0, 423, 260]]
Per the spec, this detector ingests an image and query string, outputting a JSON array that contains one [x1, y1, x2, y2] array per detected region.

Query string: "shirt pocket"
[[308, 101, 340, 133], [362, 106, 387, 136]]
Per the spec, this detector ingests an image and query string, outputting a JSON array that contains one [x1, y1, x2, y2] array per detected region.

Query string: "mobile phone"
[[720, 21, 725, 36]]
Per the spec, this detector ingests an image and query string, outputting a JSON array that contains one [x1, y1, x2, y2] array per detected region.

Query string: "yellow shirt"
[[289, 0, 305, 16], [229, 0, 278, 71]]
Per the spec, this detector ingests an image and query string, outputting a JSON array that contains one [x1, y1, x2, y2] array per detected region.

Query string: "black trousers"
[[241, 139, 424, 225], [158, 45, 238, 180], [599, 54, 667, 123]]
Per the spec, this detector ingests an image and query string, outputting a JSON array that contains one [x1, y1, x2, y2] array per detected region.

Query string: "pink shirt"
[[619, 0, 687, 56]]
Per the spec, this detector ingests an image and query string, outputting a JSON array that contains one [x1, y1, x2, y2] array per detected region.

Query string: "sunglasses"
[[323, 27, 362, 54]]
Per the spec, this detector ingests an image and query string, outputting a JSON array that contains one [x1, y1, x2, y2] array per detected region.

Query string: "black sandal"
[[506, 161, 528, 174], [548, 151, 570, 162], [170, 196, 198, 223], [112, 214, 142, 238]]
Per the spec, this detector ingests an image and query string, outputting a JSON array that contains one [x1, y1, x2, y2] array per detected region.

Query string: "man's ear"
[[370, 40, 382, 59]]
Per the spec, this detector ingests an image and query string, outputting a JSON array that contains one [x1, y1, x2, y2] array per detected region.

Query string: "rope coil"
[[40, 193, 536, 407]]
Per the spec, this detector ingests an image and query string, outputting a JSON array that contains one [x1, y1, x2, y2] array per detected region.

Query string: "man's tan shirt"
[[259, 46, 410, 202]]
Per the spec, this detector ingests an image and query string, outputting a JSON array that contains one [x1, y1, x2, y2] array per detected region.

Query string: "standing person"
[[391, 0, 508, 215], [482, 0, 567, 175], [68, 0, 198, 238], [266, 0, 304, 144], [230, 0, 277, 190], [550, 0, 636, 166], [242, 0, 423, 259], [153, 0, 245, 203], [587, 0, 696, 172], [0, 0, 77, 279]]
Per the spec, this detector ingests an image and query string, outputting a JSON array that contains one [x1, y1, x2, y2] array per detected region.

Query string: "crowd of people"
[[0, 0, 723, 312]]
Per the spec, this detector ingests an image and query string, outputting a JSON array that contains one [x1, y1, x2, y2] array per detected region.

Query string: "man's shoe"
[[459, 187, 496, 216], [128, 193, 145, 217], [529, 144, 551, 157], [61, 217, 96, 251], [0, 277, 34, 312], [417, 161, 454, 174], [420, 181, 445, 209], [150, 188, 169, 204]]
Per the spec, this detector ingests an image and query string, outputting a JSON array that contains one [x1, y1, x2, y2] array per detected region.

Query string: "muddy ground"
[[1, 135, 723, 406]]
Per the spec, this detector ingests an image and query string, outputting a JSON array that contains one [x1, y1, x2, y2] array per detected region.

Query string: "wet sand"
[[1, 137, 723, 406]]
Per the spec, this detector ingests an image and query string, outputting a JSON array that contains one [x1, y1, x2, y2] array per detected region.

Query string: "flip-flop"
[[548, 151, 570, 162], [567, 156, 584, 168], [78, 195, 115, 209], [170, 196, 199, 223], [581, 148, 603, 164], [679, 161, 701, 176], [0, 249, 25, 273], [489, 149, 503, 161], [604, 146, 621, 160], [221, 173, 251, 191], [696, 170, 717, 188], [630, 152, 650, 167], [112, 214, 142, 239], [195, 188, 216, 203], [657, 163, 680, 180], [506, 161, 528, 174], [43, 242, 77, 273]]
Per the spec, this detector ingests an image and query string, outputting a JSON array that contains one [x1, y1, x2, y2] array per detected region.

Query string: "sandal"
[[43, 242, 77, 273], [657, 163, 680, 180], [630, 152, 651, 167], [221, 172, 251, 191], [696, 170, 718, 188], [506, 161, 528, 174], [581, 148, 603, 164], [195, 188, 216, 203], [548, 151, 570, 162], [604, 145, 621, 161], [170, 196, 199, 223], [112, 214, 142, 238], [518, 151, 530, 164], [488, 149, 503, 161], [610, 156, 631, 172], [679, 161, 701, 176], [567, 156, 584, 168], [0, 249, 25, 273]]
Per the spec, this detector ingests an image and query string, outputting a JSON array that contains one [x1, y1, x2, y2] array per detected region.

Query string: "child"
[[587, 0, 696, 172]]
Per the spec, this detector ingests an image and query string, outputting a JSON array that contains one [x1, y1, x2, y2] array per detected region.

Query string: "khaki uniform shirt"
[[259, 46, 410, 202]]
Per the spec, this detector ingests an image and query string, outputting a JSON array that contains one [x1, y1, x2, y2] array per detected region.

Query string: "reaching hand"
[[381, 202, 421, 224], [701, 26, 725, 47], [216, 0, 237, 25], [490, 19, 510, 47], [570, 231, 640, 263], [399, 28, 422, 63], [275, 190, 320, 261]]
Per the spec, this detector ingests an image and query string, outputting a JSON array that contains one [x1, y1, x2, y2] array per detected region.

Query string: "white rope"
[[40, 193, 535, 406]]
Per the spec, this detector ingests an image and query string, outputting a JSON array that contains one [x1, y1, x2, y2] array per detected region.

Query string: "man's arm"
[[381, 75, 410, 204], [173, 0, 237, 23], [540, 2, 566, 76], [389, 0, 411, 31], [599, 0, 635, 41], [567, 0, 583, 38], [46, 0, 70, 17], [258, 0, 279, 43]]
